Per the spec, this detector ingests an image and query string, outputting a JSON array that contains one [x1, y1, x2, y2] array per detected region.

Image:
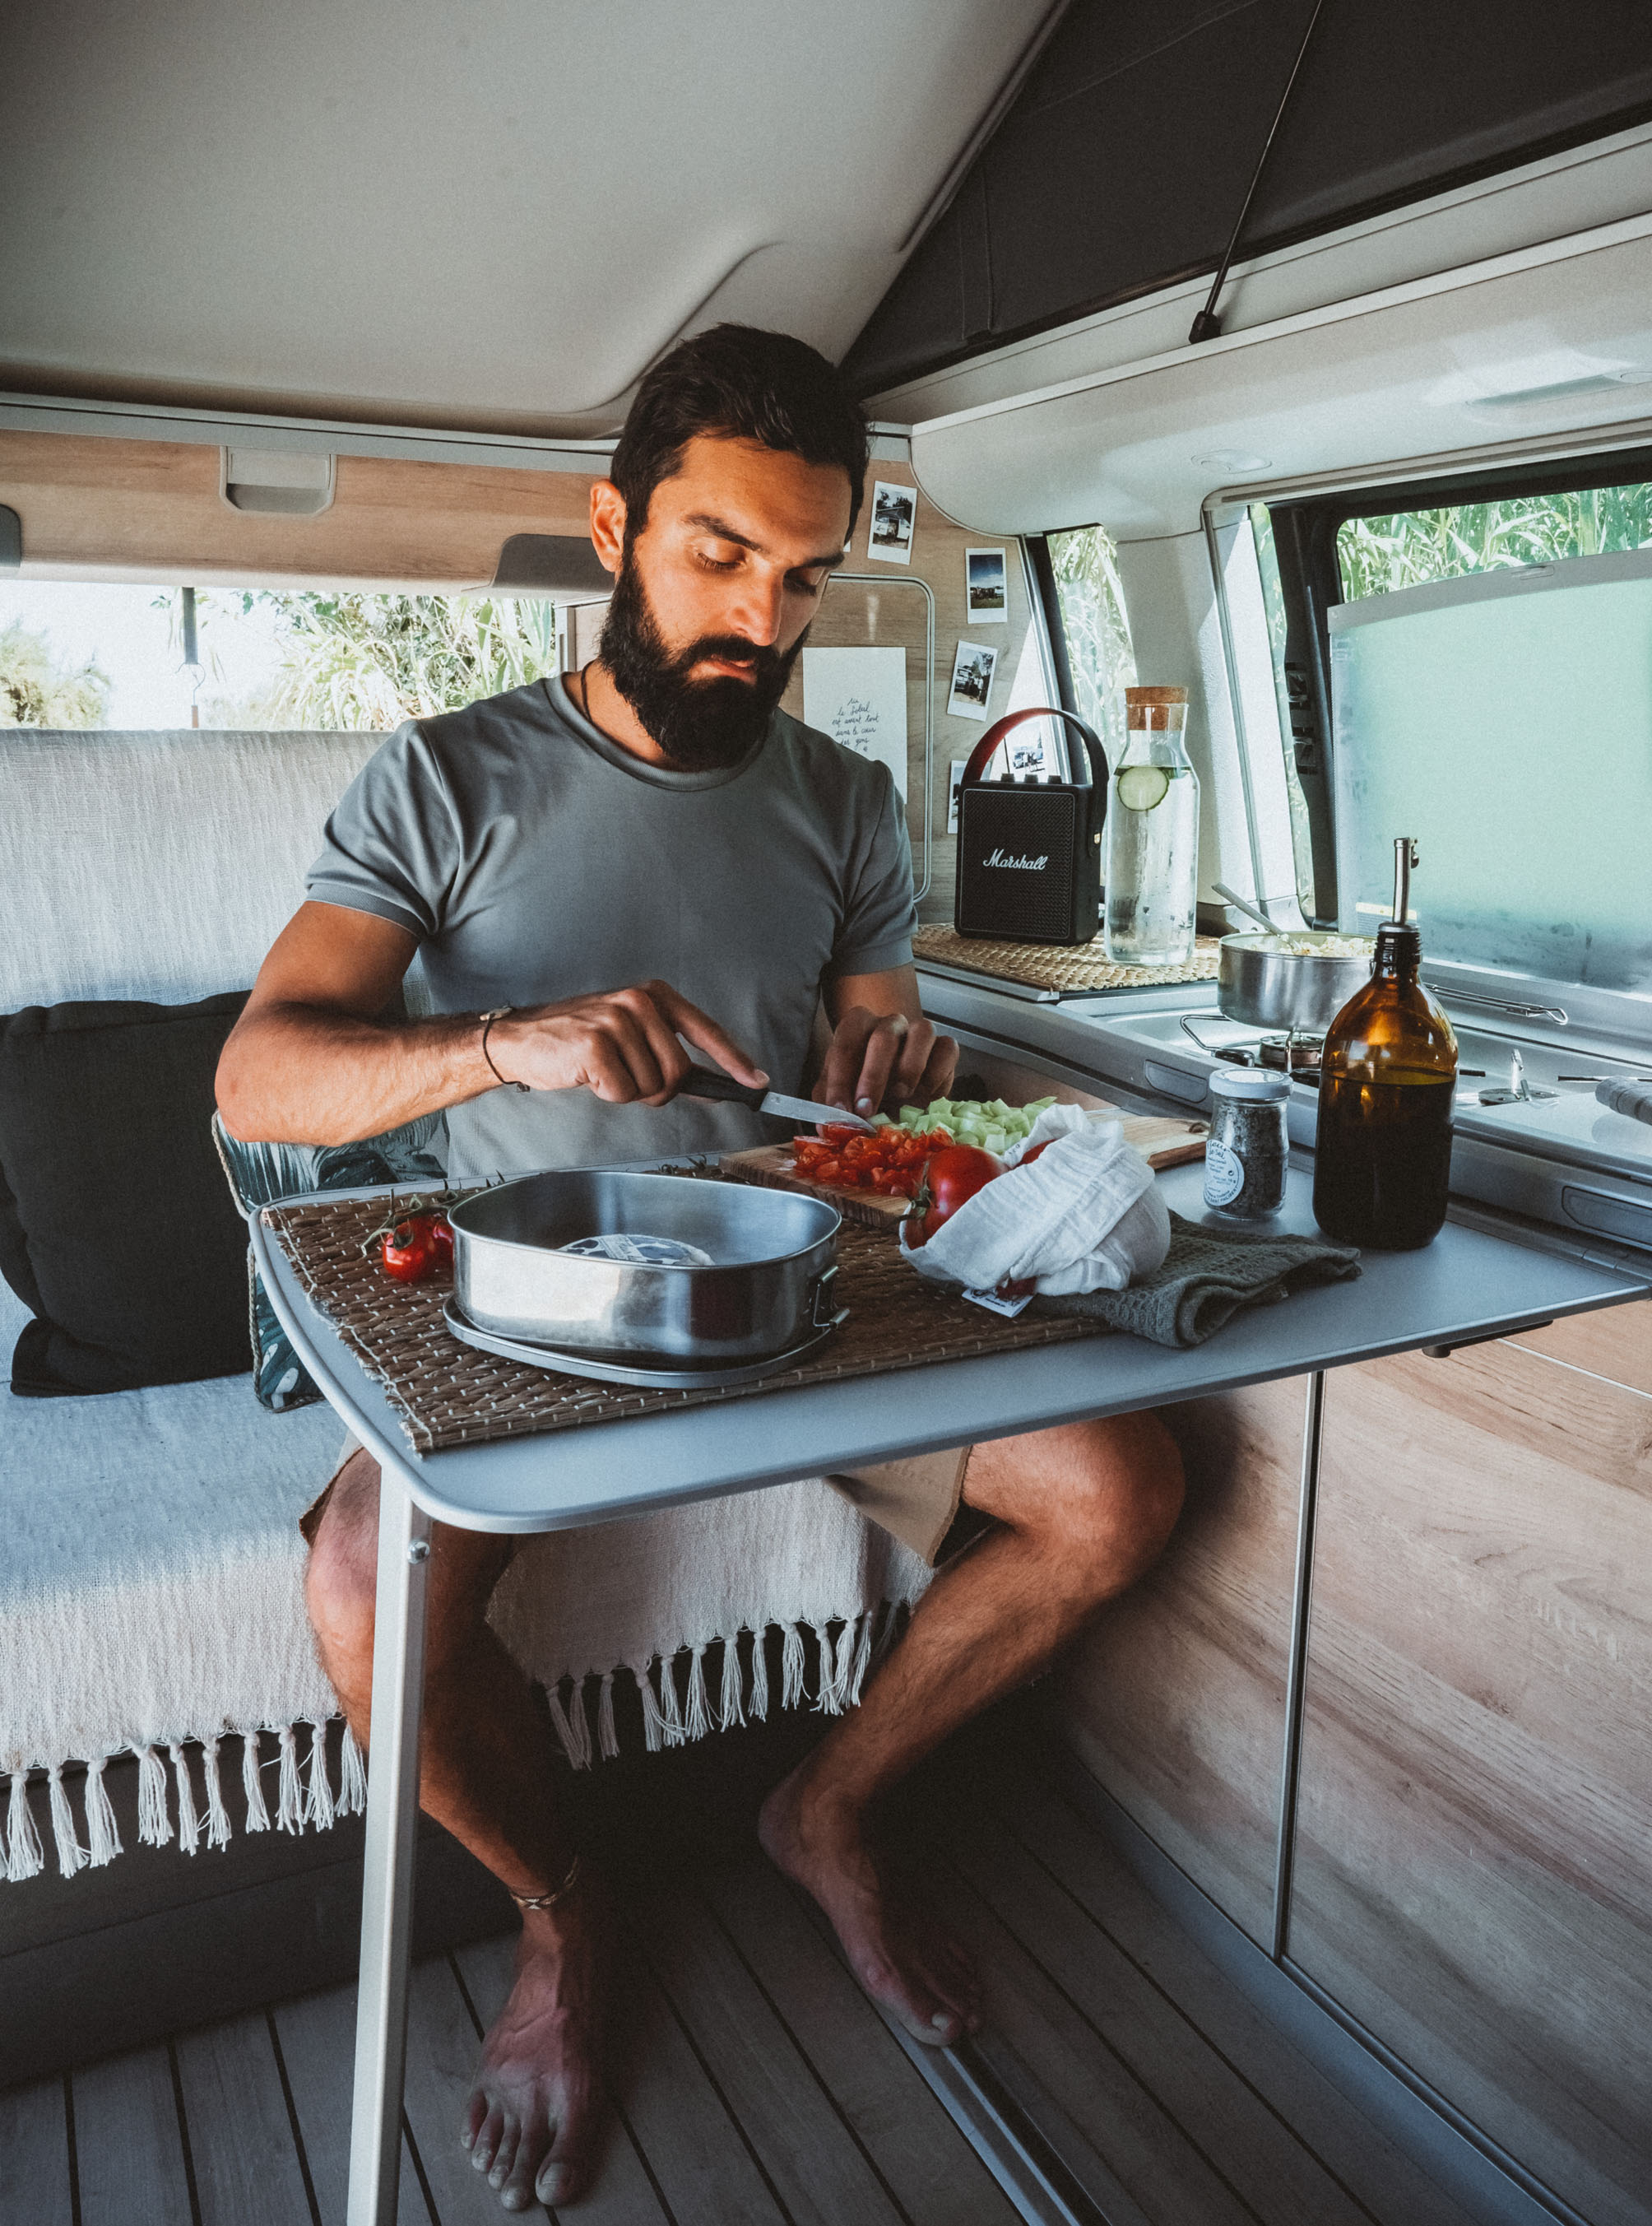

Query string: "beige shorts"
[[306, 1437, 973, 1568]]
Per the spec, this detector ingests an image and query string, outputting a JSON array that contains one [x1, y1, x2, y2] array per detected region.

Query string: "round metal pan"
[[443, 1297, 843, 1387], [448, 1169, 842, 1364], [1217, 933, 1373, 1034]]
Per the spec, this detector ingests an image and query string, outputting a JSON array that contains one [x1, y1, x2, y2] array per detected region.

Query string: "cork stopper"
[[1125, 685, 1188, 731]]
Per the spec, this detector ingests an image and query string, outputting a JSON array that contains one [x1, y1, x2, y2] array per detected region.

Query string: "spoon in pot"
[[1213, 882, 1278, 933]]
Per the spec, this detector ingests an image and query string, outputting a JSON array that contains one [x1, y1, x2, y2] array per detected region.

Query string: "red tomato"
[[1019, 1141, 1051, 1165], [382, 1212, 452, 1283], [907, 1144, 1001, 1246]]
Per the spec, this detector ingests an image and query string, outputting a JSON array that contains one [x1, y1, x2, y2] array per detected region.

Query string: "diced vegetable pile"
[[791, 1124, 945, 1197], [886, 1095, 1057, 1155]]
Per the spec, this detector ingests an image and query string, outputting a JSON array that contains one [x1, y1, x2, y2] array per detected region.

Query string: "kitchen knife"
[[680, 1063, 875, 1132]]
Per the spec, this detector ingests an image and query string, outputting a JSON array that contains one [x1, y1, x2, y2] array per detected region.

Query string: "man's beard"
[[597, 550, 806, 771]]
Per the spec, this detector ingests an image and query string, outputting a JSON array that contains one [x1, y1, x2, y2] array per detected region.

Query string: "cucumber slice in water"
[[1116, 765, 1172, 811]]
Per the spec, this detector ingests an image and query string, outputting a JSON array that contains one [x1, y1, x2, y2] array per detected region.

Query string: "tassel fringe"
[[781, 1620, 807, 1710], [169, 1744, 202, 1856], [135, 1743, 171, 1848], [304, 1722, 335, 1832], [242, 1731, 271, 1832], [749, 1626, 770, 1721], [86, 1757, 122, 1868], [48, 1764, 87, 1879], [718, 1634, 746, 1732], [2, 1605, 912, 1882], [202, 1739, 233, 1851], [684, 1644, 712, 1742], [339, 1724, 368, 1816], [276, 1723, 304, 1834], [7, 1770, 44, 1882]]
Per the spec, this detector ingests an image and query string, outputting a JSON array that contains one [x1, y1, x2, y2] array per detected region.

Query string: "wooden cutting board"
[[721, 1110, 1207, 1229]]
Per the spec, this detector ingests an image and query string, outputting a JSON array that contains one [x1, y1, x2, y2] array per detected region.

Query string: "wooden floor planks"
[[2, 1743, 1493, 2226], [72, 2042, 193, 2226], [0, 2075, 72, 2226]]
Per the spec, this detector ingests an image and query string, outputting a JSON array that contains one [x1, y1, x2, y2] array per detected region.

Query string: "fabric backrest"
[[0, 728, 383, 1009]]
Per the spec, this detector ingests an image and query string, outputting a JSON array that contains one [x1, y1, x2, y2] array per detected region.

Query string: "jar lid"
[[1209, 1068, 1292, 1102], [1125, 683, 1188, 731]]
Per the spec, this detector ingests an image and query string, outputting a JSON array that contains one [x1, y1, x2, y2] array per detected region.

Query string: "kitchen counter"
[[918, 968, 1652, 1266]]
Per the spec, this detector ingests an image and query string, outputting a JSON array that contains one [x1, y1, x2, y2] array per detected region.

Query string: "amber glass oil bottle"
[[1313, 839, 1459, 1250]]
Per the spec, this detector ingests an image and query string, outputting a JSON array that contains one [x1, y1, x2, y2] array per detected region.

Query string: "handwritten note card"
[[802, 646, 908, 800]]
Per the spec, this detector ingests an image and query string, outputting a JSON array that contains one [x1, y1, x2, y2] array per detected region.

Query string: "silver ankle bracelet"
[[508, 1853, 582, 1912]]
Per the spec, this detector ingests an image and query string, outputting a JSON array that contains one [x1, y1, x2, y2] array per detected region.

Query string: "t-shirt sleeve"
[[304, 722, 460, 941], [829, 764, 917, 977]]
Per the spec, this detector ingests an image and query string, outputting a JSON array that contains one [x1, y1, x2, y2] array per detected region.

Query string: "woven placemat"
[[262, 1187, 1103, 1454], [914, 925, 1222, 995]]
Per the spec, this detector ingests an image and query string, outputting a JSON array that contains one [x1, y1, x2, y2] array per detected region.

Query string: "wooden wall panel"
[[1290, 1340, 1652, 2226], [1506, 1294, 1652, 1397], [1055, 1374, 1308, 1946], [0, 430, 597, 587], [779, 463, 1047, 928]]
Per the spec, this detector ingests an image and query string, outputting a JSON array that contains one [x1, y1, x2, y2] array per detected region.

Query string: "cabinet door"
[[1056, 1374, 1309, 1946], [1289, 1338, 1652, 2226]]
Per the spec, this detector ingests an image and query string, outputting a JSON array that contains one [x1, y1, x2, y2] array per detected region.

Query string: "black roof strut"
[[1187, 0, 1329, 346]]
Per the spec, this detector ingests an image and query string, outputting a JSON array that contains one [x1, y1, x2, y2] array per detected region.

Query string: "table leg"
[[346, 1473, 433, 2226]]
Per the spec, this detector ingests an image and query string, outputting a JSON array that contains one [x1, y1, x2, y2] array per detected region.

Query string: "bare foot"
[[461, 1875, 609, 2211], [759, 1764, 982, 2046]]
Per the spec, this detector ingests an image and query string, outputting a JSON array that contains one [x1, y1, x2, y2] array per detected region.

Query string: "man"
[[218, 324, 1183, 2214]]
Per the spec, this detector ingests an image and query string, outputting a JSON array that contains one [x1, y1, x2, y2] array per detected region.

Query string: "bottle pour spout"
[[1391, 836, 1419, 926]]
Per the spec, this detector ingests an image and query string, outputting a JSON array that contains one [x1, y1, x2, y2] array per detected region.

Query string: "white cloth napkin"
[[899, 1104, 1172, 1296]]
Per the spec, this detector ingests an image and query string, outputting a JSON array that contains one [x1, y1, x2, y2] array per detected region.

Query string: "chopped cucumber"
[[898, 1093, 1056, 1147]]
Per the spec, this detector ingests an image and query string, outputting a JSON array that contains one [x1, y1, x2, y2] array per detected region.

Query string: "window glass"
[[1329, 548, 1652, 992], [1336, 481, 1652, 602], [0, 583, 559, 730], [1046, 525, 1135, 764]]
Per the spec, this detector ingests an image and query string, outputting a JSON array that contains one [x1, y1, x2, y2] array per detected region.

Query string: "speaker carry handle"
[[959, 705, 1107, 795]]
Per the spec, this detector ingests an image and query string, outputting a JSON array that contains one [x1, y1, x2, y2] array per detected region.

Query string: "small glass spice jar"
[[1204, 1069, 1292, 1220]]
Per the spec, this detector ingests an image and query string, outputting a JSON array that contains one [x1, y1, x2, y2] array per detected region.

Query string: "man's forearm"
[[217, 1001, 499, 1146]]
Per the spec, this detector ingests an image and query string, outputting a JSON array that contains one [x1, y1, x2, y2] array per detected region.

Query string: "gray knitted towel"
[[1031, 1211, 1361, 1348]]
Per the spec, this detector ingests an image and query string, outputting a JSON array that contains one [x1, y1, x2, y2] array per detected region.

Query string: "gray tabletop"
[[253, 1161, 1647, 1536]]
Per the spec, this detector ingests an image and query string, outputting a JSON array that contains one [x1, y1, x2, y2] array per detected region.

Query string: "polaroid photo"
[[948, 755, 969, 832], [966, 546, 1008, 620], [946, 639, 999, 722], [866, 479, 916, 565]]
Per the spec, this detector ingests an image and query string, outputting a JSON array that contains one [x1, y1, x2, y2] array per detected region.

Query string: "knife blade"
[[680, 1064, 875, 1132]]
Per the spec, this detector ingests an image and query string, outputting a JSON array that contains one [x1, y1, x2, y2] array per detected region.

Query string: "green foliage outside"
[[183, 592, 559, 729], [1336, 481, 1652, 600], [0, 622, 110, 727], [1046, 525, 1135, 762]]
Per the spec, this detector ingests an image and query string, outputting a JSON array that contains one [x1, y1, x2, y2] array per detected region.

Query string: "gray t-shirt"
[[306, 676, 916, 1178]]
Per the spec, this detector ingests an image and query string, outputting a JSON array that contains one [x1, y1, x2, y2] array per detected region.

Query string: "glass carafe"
[[1313, 839, 1459, 1250], [1103, 685, 1199, 964]]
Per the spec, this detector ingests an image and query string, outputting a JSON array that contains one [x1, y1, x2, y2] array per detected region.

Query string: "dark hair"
[[609, 323, 869, 543]]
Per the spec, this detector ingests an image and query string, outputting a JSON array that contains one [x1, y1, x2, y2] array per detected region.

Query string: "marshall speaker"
[[954, 706, 1108, 946]]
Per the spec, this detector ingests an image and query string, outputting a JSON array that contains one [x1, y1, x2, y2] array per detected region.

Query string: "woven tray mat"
[[262, 1187, 1102, 1455], [914, 926, 1222, 995]]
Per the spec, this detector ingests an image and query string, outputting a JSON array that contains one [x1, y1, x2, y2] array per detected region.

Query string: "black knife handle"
[[680, 1063, 768, 1110]]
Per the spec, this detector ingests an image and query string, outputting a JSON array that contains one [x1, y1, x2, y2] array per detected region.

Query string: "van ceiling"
[[845, 0, 1652, 403], [0, 0, 1055, 439]]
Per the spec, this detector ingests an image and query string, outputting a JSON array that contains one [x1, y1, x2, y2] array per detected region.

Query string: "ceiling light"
[[1191, 450, 1273, 473]]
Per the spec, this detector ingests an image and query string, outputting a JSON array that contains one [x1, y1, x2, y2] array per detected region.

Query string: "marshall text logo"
[[982, 848, 1049, 871]]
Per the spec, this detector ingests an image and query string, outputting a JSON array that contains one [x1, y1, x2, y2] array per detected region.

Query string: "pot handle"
[[810, 1263, 850, 1331]]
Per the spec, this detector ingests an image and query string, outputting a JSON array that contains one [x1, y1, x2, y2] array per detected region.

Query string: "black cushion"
[[0, 995, 252, 1395]]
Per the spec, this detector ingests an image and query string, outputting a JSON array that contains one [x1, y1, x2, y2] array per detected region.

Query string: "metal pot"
[[448, 1169, 842, 1363], [1217, 933, 1374, 1034]]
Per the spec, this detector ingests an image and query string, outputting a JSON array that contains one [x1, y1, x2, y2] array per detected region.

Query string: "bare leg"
[[306, 1451, 604, 2212], [760, 1410, 1184, 2043]]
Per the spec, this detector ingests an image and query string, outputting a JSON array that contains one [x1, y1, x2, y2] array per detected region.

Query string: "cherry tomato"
[[381, 1211, 452, 1283], [907, 1143, 1001, 1246]]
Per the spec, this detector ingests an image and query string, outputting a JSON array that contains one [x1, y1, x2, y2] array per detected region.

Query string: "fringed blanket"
[[2, 1445, 930, 1884]]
